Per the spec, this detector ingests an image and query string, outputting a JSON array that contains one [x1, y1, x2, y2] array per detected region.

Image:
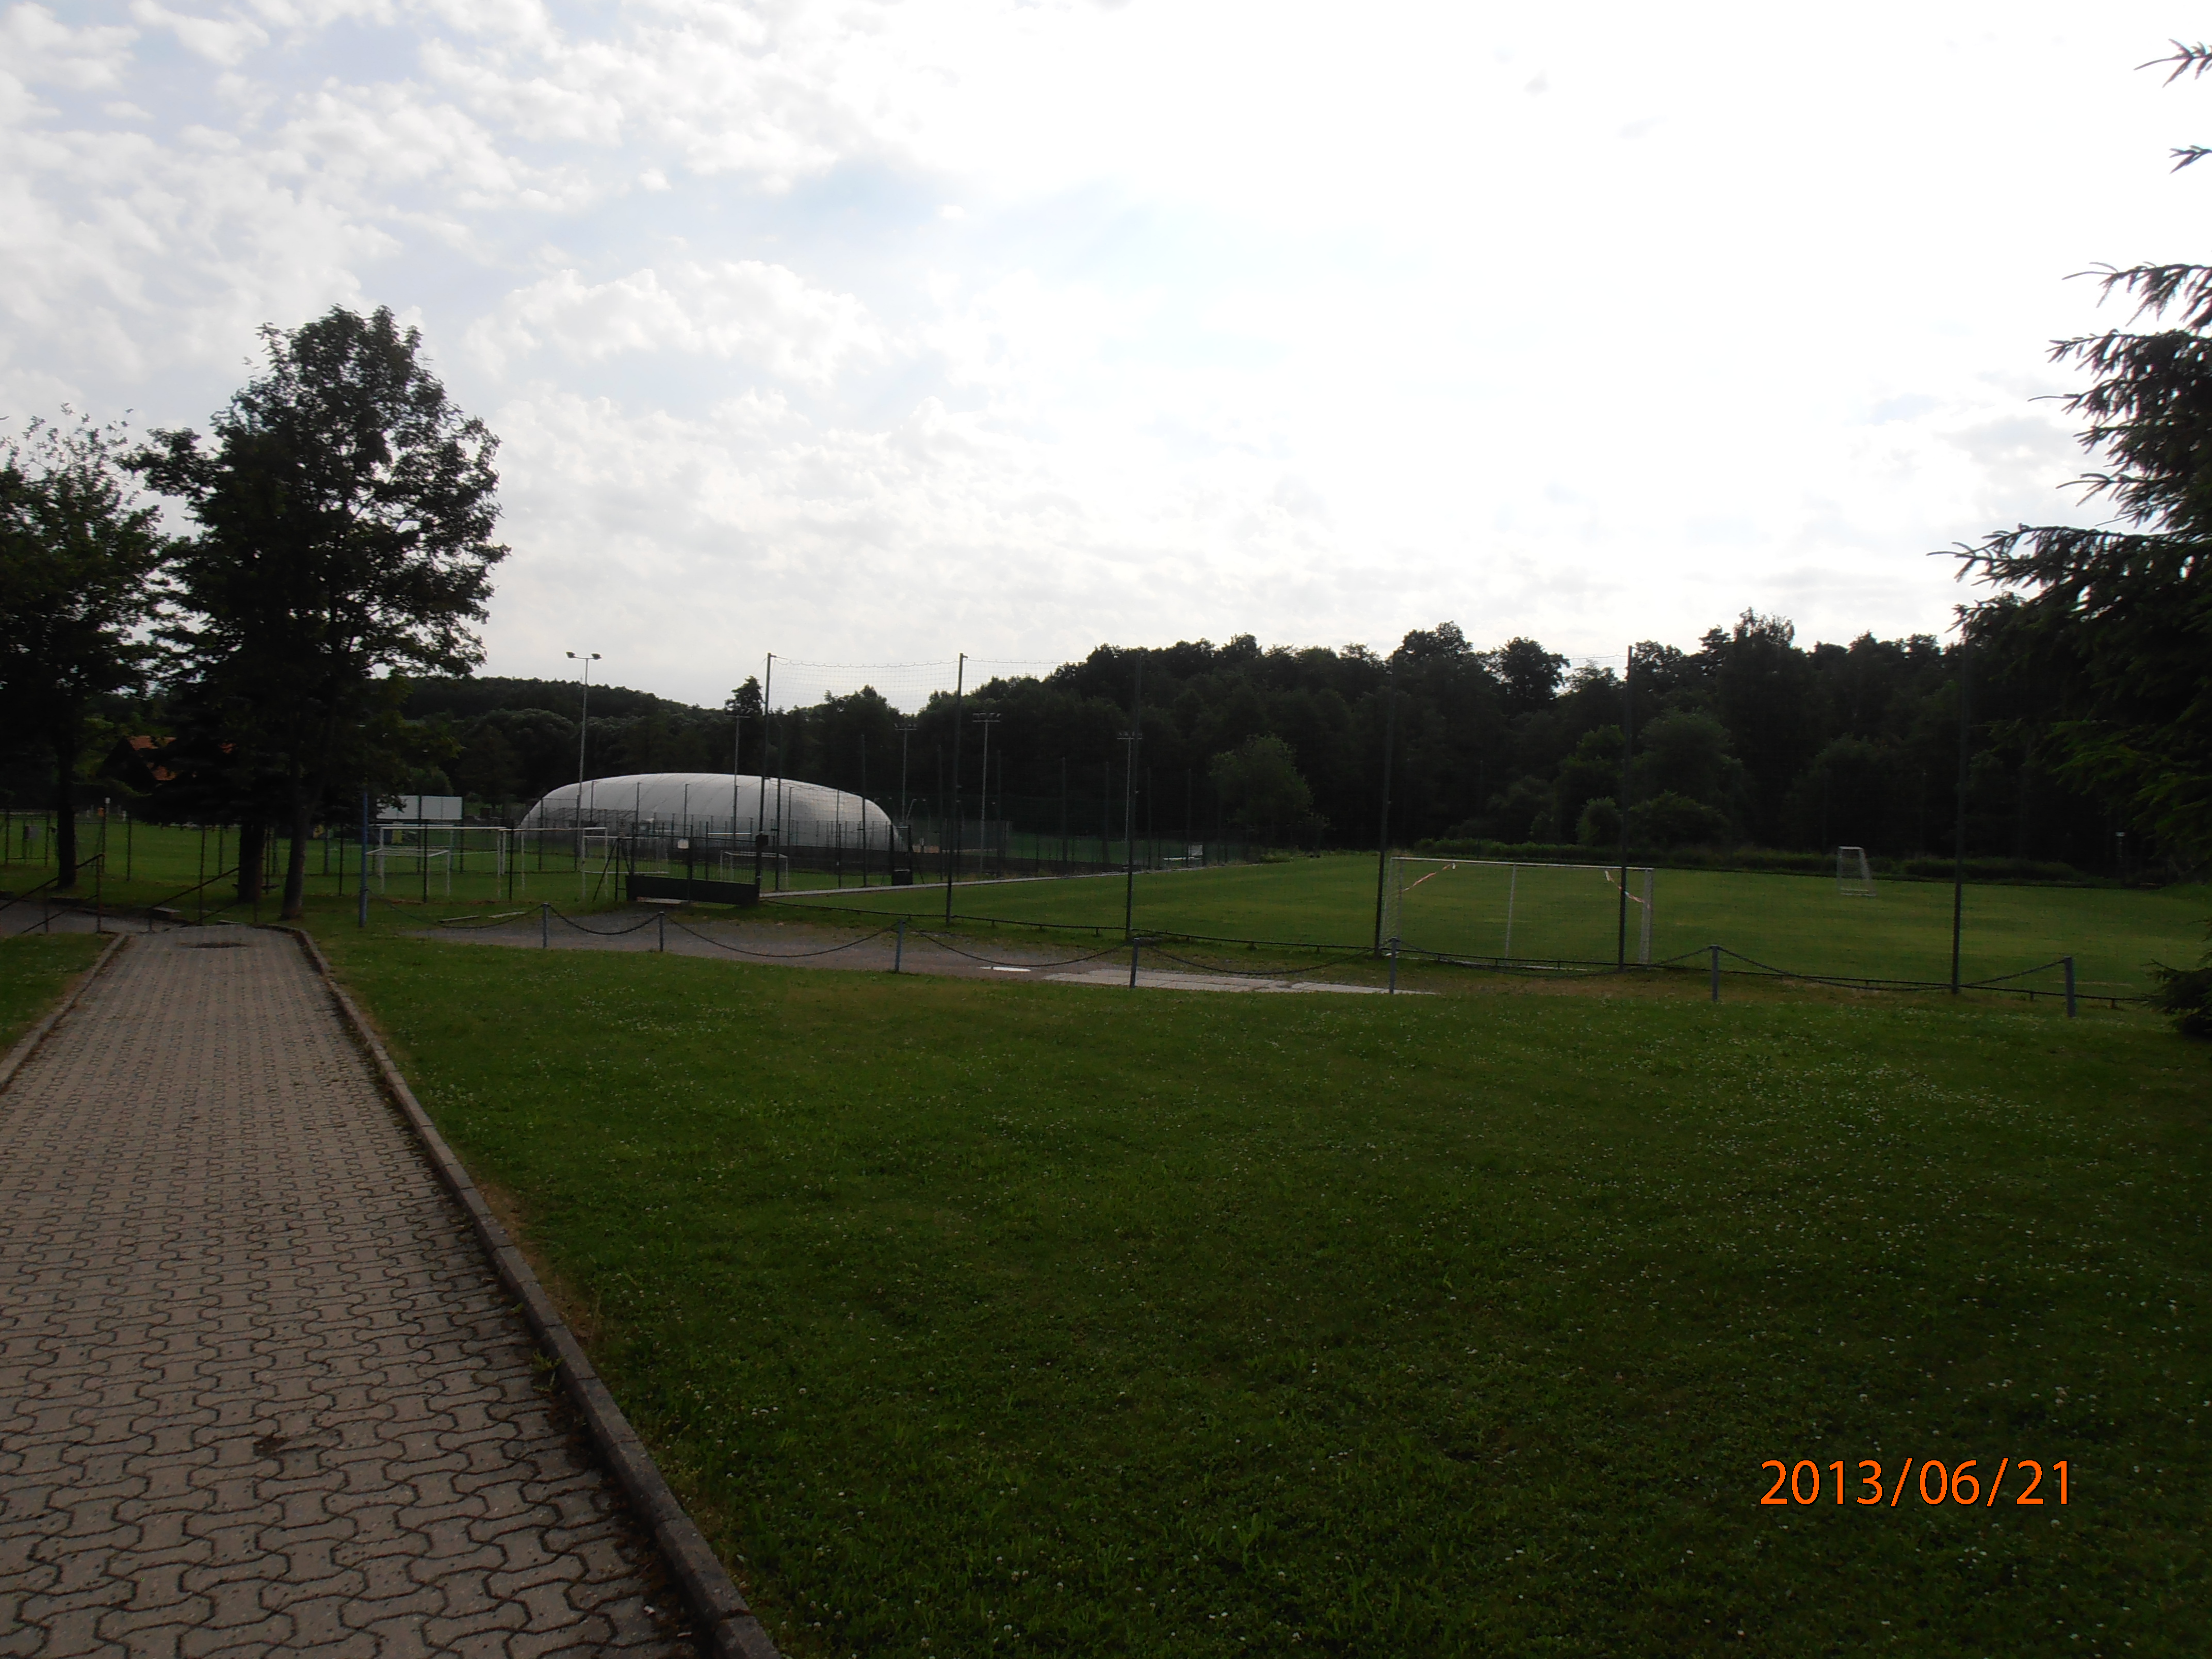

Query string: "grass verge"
[[0, 932, 108, 1055], [312, 917, 2207, 1658]]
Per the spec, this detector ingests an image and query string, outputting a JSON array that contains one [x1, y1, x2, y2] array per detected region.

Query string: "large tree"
[[1953, 44, 2212, 866], [0, 415, 166, 890], [138, 305, 507, 917]]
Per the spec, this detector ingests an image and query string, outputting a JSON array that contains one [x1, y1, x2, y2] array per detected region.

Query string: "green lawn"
[[0, 932, 108, 1054], [316, 918, 2209, 1658], [0, 818, 922, 915], [19, 827, 2204, 999], [781, 854, 2210, 999]]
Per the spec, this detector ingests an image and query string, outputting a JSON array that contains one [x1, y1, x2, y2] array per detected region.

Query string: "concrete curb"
[[282, 926, 782, 1659], [0, 931, 129, 1096]]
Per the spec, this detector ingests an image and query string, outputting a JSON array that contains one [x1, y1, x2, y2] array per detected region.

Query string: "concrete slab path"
[[0, 930, 699, 1658]]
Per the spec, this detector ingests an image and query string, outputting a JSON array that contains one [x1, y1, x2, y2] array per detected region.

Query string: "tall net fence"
[[1382, 856, 1655, 967], [728, 654, 1265, 884]]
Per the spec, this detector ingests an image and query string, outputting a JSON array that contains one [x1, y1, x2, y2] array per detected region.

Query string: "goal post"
[[1836, 845, 1876, 898], [1382, 856, 1655, 966]]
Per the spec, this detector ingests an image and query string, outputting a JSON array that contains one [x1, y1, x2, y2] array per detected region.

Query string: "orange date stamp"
[[1761, 1457, 2070, 1507]]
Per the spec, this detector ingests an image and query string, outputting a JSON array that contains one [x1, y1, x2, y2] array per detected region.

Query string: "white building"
[[518, 773, 903, 850]]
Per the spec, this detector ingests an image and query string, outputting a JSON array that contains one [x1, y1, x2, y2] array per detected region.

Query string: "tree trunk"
[[236, 822, 266, 903], [283, 792, 312, 919], [52, 727, 77, 891]]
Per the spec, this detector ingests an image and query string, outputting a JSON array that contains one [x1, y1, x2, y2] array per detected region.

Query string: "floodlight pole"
[[972, 712, 1000, 879], [1617, 644, 1634, 970], [945, 654, 965, 923], [1121, 659, 1142, 939], [730, 691, 745, 845], [757, 654, 773, 855], [898, 722, 916, 821], [1372, 655, 1397, 955], [1950, 633, 1971, 994], [566, 650, 600, 859]]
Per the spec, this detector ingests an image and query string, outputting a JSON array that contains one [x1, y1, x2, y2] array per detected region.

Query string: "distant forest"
[[391, 607, 2161, 877]]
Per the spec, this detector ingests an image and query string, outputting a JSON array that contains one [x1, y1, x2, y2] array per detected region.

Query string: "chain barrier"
[[666, 918, 900, 959], [551, 907, 661, 937], [1705, 945, 2124, 1007], [1143, 944, 1382, 980]]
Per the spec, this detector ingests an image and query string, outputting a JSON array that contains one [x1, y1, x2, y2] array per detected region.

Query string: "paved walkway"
[[0, 931, 698, 1657]]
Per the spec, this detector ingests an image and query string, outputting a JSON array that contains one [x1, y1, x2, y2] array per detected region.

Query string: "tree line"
[[394, 608, 2155, 881]]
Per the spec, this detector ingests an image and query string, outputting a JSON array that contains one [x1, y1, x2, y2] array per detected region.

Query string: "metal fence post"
[[657, 912, 665, 953], [1710, 945, 1721, 1003], [541, 900, 550, 949], [1388, 936, 1399, 994], [2064, 955, 2076, 1019], [1129, 935, 1141, 988], [894, 915, 905, 974]]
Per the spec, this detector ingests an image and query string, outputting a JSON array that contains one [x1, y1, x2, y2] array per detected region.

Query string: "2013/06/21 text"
[[1761, 1458, 2070, 1507]]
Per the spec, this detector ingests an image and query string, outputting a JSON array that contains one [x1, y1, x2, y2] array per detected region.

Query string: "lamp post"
[[566, 650, 600, 861], [971, 712, 1001, 877]]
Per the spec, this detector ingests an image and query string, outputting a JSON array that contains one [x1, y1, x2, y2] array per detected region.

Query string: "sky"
[[3, 1, 2207, 709]]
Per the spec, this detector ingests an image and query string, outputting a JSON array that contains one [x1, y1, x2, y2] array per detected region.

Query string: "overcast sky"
[[4, 2, 2205, 707]]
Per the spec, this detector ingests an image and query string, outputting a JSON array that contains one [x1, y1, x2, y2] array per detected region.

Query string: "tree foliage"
[[0, 414, 166, 888], [1950, 55, 2212, 864], [1209, 734, 1316, 840], [137, 305, 506, 915]]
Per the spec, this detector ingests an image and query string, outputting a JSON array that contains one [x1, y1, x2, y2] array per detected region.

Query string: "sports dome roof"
[[519, 773, 899, 847]]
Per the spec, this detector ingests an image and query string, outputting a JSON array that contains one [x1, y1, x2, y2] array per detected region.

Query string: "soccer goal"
[[1381, 857, 1655, 966], [1836, 845, 1876, 898]]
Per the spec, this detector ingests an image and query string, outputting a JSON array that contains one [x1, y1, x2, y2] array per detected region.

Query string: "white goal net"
[[1381, 857, 1654, 966], [1836, 845, 1876, 898]]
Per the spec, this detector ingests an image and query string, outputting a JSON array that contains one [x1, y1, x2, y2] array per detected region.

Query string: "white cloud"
[[467, 262, 889, 385], [0, 0, 2194, 704], [128, 1, 267, 65], [2, 5, 137, 92]]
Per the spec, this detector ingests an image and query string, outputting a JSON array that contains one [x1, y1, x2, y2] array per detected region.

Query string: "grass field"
[[313, 914, 2209, 1658], [0, 819, 923, 913], [14, 826, 2204, 999], [0, 932, 108, 1054], [777, 854, 2211, 1000]]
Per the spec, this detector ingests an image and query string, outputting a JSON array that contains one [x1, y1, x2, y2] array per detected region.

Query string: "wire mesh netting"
[[1381, 856, 1655, 966]]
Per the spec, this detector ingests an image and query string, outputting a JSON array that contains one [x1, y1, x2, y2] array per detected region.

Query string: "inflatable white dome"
[[519, 773, 902, 849]]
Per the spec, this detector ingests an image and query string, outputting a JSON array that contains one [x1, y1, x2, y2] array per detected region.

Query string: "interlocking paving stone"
[[0, 931, 697, 1657]]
